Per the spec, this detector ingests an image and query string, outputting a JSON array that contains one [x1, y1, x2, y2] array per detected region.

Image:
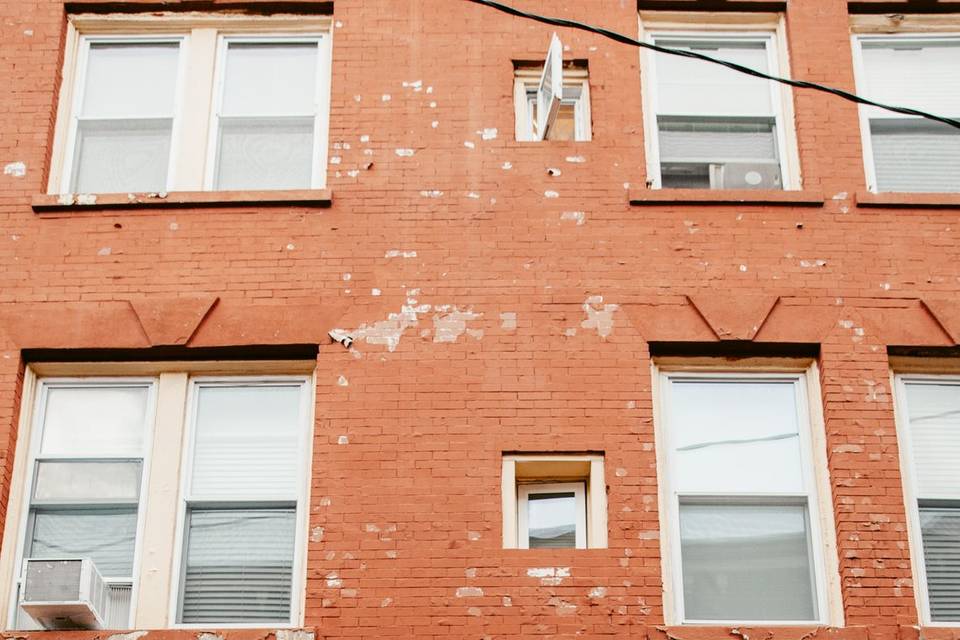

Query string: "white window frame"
[[502, 454, 607, 549], [48, 14, 333, 195], [639, 13, 801, 190], [653, 364, 841, 626], [892, 373, 960, 625], [850, 33, 960, 194], [517, 482, 587, 549], [6, 377, 159, 630], [513, 68, 592, 142], [169, 375, 313, 629]]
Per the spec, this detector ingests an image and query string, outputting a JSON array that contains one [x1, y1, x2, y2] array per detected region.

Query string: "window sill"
[[855, 191, 960, 209], [628, 188, 825, 207], [32, 189, 333, 213]]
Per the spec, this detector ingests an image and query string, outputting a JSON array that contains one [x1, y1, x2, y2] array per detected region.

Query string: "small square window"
[[514, 64, 592, 142], [502, 455, 606, 549]]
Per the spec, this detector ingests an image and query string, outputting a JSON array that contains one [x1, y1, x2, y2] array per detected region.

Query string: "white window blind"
[[179, 379, 307, 625], [213, 41, 320, 190], [900, 380, 960, 621], [71, 42, 180, 194], [661, 375, 822, 623], [857, 38, 960, 193]]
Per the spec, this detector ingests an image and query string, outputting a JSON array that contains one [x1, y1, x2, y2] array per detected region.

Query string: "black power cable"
[[466, 0, 960, 131]]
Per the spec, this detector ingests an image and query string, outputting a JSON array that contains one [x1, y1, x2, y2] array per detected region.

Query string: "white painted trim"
[[588, 458, 607, 548], [653, 366, 834, 626], [501, 459, 518, 548], [517, 482, 587, 549]]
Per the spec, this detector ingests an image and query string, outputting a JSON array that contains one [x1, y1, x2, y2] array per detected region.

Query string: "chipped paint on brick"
[[326, 571, 342, 588], [395, 148, 415, 157], [433, 307, 482, 343], [588, 586, 608, 598], [3, 161, 26, 177], [419, 190, 443, 198], [455, 586, 483, 597], [581, 295, 618, 338], [275, 631, 315, 640], [481, 128, 498, 140], [310, 526, 324, 542], [106, 632, 148, 640], [499, 312, 517, 330], [561, 211, 585, 225], [385, 249, 418, 258]]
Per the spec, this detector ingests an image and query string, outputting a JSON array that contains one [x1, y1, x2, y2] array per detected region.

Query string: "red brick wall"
[[1, 0, 959, 638]]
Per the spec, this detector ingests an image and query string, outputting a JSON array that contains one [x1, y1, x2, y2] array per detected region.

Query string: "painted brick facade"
[[1, 0, 960, 638]]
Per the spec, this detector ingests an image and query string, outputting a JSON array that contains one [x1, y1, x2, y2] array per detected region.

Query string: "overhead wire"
[[465, 0, 960, 131]]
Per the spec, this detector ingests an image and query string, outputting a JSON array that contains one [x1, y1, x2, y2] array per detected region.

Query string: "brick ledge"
[[855, 190, 960, 209], [32, 189, 333, 213], [628, 188, 825, 207]]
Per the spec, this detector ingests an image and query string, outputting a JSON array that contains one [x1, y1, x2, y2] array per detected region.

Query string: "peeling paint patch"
[[527, 567, 570, 585], [106, 632, 148, 640], [330, 156, 341, 164], [382, 94, 391, 102], [419, 190, 443, 198], [429, 101, 437, 108], [276, 632, 315, 640], [97, 247, 112, 256], [456, 586, 483, 597], [3, 161, 26, 177], [431, 121, 439, 128], [310, 526, 324, 542], [560, 211, 585, 225], [337, 375, 349, 387], [481, 128, 498, 140], [464, 141, 475, 149], [395, 148, 415, 157], [385, 249, 418, 258], [337, 435, 349, 445], [588, 586, 608, 599], [500, 312, 517, 330], [371, 288, 381, 296], [198, 634, 224, 640], [402, 79, 422, 89], [360, 134, 370, 143], [464, 567, 477, 578], [502, 596, 512, 607], [800, 259, 827, 268], [501, 161, 512, 170], [381, 597, 393, 607], [548, 596, 577, 615], [467, 606, 482, 616], [565, 155, 586, 163], [467, 192, 480, 199], [544, 190, 559, 198], [326, 572, 342, 588], [433, 308, 483, 343], [467, 530, 481, 541], [581, 295, 618, 338]]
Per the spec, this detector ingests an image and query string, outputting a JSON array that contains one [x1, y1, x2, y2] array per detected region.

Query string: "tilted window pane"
[[71, 118, 173, 194], [81, 42, 179, 118], [920, 506, 960, 621], [34, 461, 141, 503], [40, 385, 149, 457], [871, 120, 960, 193], [668, 380, 803, 493], [191, 384, 303, 498], [680, 503, 817, 621], [181, 508, 295, 623], [861, 41, 960, 117], [29, 509, 138, 577], [221, 43, 318, 117], [903, 382, 960, 498], [213, 117, 314, 191], [655, 40, 772, 117], [528, 492, 577, 548]]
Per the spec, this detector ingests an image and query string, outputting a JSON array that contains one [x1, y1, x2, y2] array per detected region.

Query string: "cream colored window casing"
[[49, 14, 332, 195], [892, 373, 960, 624], [638, 13, 801, 190], [513, 66, 592, 142], [502, 455, 607, 549], [850, 34, 960, 194], [0, 363, 316, 631], [652, 362, 842, 626]]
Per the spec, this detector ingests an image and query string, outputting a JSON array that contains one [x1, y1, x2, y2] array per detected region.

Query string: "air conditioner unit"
[[19, 558, 108, 630], [716, 162, 783, 190]]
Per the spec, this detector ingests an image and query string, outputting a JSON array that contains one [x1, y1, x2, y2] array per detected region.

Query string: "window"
[[894, 375, 960, 622], [852, 36, 960, 193], [655, 371, 831, 623], [641, 27, 797, 190], [3, 366, 313, 630], [514, 64, 592, 141], [51, 15, 331, 195], [501, 455, 606, 549]]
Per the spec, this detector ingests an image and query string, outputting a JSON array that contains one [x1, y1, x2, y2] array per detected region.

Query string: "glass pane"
[[680, 503, 817, 621], [904, 383, 960, 498], [528, 492, 577, 548], [655, 40, 772, 116], [871, 119, 960, 193], [920, 506, 960, 621], [181, 508, 295, 623], [861, 41, 960, 117], [29, 509, 138, 577], [668, 379, 803, 493], [34, 461, 140, 503], [81, 42, 179, 117], [40, 385, 149, 457], [221, 42, 318, 116], [214, 117, 314, 191], [658, 117, 779, 163], [71, 118, 172, 193], [191, 384, 303, 498]]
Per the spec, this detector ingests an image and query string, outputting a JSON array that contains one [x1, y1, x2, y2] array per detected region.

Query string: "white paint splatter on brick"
[[502, 161, 512, 170], [464, 567, 477, 578], [500, 312, 517, 330], [456, 586, 483, 597], [360, 134, 370, 143], [381, 597, 393, 607], [588, 586, 608, 599], [97, 247, 112, 256], [325, 572, 342, 588], [547, 167, 561, 177], [337, 435, 349, 445], [382, 94, 391, 102], [581, 295, 618, 338], [464, 141, 475, 149], [371, 288, 381, 296], [481, 128, 498, 140], [431, 121, 439, 128], [565, 155, 586, 163], [433, 308, 483, 343], [800, 259, 827, 268], [330, 156, 341, 164], [467, 192, 480, 199], [337, 375, 349, 387], [467, 606, 482, 616], [310, 526, 324, 542], [560, 211, 585, 225], [402, 80, 422, 89], [106, 633, 148, 640], [385, 249, 418, 258], [395, 148, 415, 157], [429, 101, 437, 108], [467, 531, 481, 541], [3, 161, 26, 177], [544, 190, 559, 198], [419, 190, 443, 198]]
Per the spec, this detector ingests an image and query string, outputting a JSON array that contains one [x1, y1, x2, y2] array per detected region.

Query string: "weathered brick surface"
[[1, 0, 959, 638]]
